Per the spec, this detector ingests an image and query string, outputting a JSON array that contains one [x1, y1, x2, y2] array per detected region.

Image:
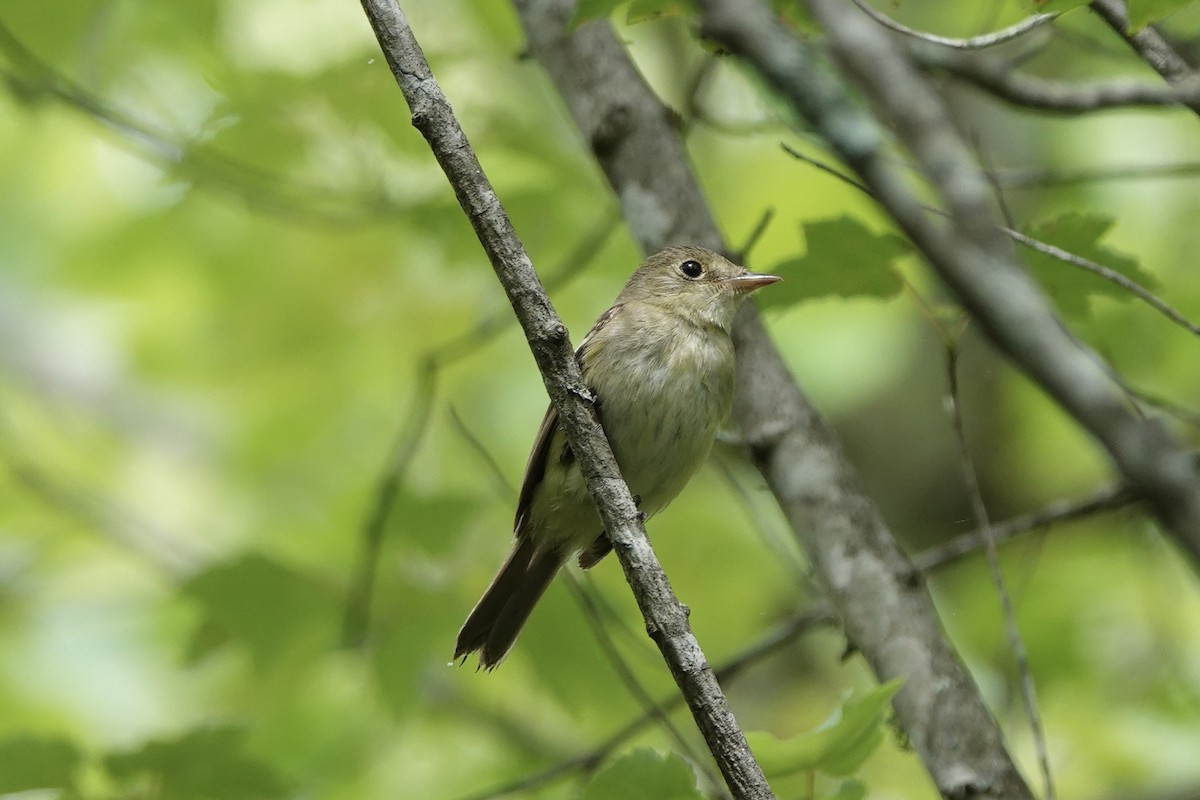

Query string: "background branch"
[[915, 44, 1200, 113], [512, 0, 1034, 797]]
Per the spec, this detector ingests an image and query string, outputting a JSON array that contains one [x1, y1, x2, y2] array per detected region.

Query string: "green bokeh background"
[[1, 0, 1199, 797]]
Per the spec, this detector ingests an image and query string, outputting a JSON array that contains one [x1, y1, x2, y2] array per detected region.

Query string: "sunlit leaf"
[[581, 749, 704, 800], [761, 217, 908, 307], [1020, 213, 1157, 321], [747, 679, 902, 778]]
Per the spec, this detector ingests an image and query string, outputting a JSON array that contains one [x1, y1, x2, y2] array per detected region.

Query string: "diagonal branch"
[[511, 1, 1034, 797], [1089, 0, 1197, 86], [914, 44, 1200, 113], [356, 2, 771, 797]]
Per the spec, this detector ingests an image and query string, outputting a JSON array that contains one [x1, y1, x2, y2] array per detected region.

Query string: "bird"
[[454, 245, 780, 669]]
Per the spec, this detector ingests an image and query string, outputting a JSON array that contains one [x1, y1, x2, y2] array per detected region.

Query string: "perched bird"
[[454, 246, 780, 669]]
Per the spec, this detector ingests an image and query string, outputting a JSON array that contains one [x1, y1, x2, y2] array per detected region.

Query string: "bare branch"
[[698, 0, 1200, 566], [852, 0, 1057, 50], [945, 343, 1055, 800], [914, 482, 1136, 572], [512, 0, 1036, 797], [1089, 0, 1197, 84], [357, 3, 772, 796], [915, 45, 1200, 112], [997, 161, 1200, 188]]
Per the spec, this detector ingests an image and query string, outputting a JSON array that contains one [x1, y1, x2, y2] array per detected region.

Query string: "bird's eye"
[[679, 260, 703, 279]]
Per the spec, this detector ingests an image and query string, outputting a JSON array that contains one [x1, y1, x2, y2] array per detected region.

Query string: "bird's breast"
[[589, 324, 734, 517]]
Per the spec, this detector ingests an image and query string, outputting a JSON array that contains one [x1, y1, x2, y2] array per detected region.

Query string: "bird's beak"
[[725, 271, 782, 294]]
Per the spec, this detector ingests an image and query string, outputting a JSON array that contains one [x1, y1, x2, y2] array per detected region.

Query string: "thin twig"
[[734, 207, 777, 264], [997, 161, 1200, 188], [914, 43, 1200, 113], [1004, 230, 1200, 337], [944, 343, 1056, 800], [915, 482, 1136, 572], [780, 144, 1200, 338], [342, 364, 438, 647], [852, 0, 1057, 50]]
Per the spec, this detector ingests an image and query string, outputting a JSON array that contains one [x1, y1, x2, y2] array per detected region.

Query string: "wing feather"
[[512, 303, 623, 536]]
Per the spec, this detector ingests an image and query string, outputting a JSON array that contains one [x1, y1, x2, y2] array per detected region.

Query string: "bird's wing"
[[513, 303, 623, 536]]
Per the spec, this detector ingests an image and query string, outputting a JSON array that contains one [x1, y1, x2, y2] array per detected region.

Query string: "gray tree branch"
[[696, 0, 1200, 562], [355, 2, 772, 797], [512, 0, 1034, 797], [914, 44, 1200, 113], [1089, 0, 1198, 86]]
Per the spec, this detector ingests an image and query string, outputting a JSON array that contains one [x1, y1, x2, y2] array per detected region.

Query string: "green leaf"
[[747, 679, 902, 779], [1020, 213, 1158, 321], [1025, 0, 1090, 12], [581, 749, 704, 800], [569, 0, 628, 28], [105, 727, 289, 800], [761, 217, 908, 307], [1127, 0, 1195, 30], [0, 735, 82, 792], [181, 554, 340, 671]]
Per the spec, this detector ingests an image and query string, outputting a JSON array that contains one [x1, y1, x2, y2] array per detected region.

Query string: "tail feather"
[[455, 537, 565, 669]]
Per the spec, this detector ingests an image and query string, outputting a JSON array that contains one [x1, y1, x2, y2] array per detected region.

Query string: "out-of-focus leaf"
[[580, 749, 704, 800], [1127, 0, 1194, 30], [0, 735, 82, 792], [1021, 213, 1157, 321], [747, 679, 902, 779], [105, 727, 289, 800], [399, 489, 478, 556], [371, 582, 463, 718], [181, 554, 340, 671], [761, 217, 908, 307]]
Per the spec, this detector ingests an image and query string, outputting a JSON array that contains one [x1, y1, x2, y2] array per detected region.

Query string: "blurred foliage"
[[0, 0, 1198, 799]]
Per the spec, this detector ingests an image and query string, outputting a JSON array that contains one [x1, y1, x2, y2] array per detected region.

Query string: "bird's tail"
[[454, 536, 564, 670]]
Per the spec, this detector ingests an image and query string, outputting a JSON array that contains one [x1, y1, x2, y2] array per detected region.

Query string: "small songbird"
[[454, 246, 780, 669]]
